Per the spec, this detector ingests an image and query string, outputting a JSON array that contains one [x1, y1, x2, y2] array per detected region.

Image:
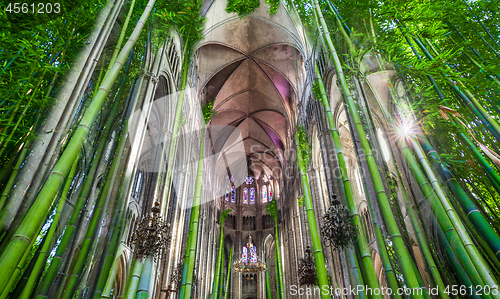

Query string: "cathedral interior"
[[1, 0, 500, 298]]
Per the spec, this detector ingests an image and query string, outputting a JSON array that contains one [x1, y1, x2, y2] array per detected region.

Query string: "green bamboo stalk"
[[212, 219, 225, 299], [0, 238, 37, 299], [99, 253, 120, 299], [311, 2, 425, 296], [2, 146, 77, 298], [408, 137, 499, 290], [295, 129, 330, 299], [346, 247, 365, 299], [449, 117, 500, 194], [314, 63, 383, 297], [0, 0, 121, 237], [136, 257, 152, 299], [0, 0, 156, 291], [399, 139, 498, 295], [18, 158, 79, 299], [274, 244, 281, 299], [274, 217, 285, 299], [107, 0, 136, 73], [0, 144, 30, 212], [219, 246, 225, 299], [92, 172, 131, 299], [265, 259, 272, 299], [59, 115, 130, 299], [223, 246, 233, 299], [363, 184, 402, 299], [182, 127, 205, 299], [36, 102, 120, 299], [404, 192, 450, 299], [161, 38, 190, 217], [436, 224, 479, 298], [123, 259, 145, 299], [419, 136, 500, 262]]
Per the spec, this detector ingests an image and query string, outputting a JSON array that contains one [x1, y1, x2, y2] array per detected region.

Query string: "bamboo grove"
[[0, 0, 499, 298]]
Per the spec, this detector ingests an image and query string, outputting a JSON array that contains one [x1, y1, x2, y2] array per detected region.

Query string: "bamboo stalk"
[[211, 221, 225, 299], [123, 258, 144, 299], [0, 0, 123, 236], [107, 0, 136, 72], [59, 113, 130, 299], [399, 139, 498, 296], [274, 244, 281, 299], [223, 246, 233, 299], [36, 83, 124, 298], [436, 224, 479, 298], [409, 34, 500, 141], [265, 258, 272, 299], [274, 217, 285, 299], [219, 246, 225, 298], [0, 143, 31, 212], [161, 38, 190, 216], [295, 130, 331, 299], [183, 127, 205, 299], [404, 190, 450, 299], [0, 0, 156, 291], [419, 136, 500, 262], [449, 117, 500, 194], [362, 179, 402, 299], [18, 158, 79, 299], [346, 247, 365, 299], [408, 137, 499, 290], [315, 63, 383, 298], [136, 257, 153, 299], [311, 1, 425, 296]]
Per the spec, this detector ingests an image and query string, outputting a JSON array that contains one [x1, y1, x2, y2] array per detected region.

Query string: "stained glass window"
[[269, 186, 273, 201], [250, 246, 257, 263], [242, 246, 248, 264], [243, 188, 248, 204], [262, 185, 267, 203], [225, 184, 229, 201], [245, 177, 254, 185], [231, 186, 236, 203], [250, 188, 255, 204]]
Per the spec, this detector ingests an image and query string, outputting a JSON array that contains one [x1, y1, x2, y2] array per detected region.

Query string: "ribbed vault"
[[197, 0, 306, 184]]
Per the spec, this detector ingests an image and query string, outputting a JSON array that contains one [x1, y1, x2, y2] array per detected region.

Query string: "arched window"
[[250, 188, 255, 204], [242, 246, 248, 264], [269, 186, 273, 201], [225, 184, 230, 201], [243, 188, 248, 204], [231, 186, 236, 203], [261, 185, 267, 203]]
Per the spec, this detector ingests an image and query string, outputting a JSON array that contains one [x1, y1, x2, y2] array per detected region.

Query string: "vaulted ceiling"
[[197, 0, 307, 184]]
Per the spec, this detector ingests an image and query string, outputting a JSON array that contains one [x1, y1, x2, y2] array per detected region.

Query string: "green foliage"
[[156, 0, 205, 58], [266, 199, 277, 220], [202, 98, 216, 124], [298, 196, 305, 207], [265, 0, 280, 14], [297, 125, 311, 166], [0, 0, 107, 170], [219, 208, 233, 225], [226, 0, 260, 18], [312, 80, 322, 101]]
